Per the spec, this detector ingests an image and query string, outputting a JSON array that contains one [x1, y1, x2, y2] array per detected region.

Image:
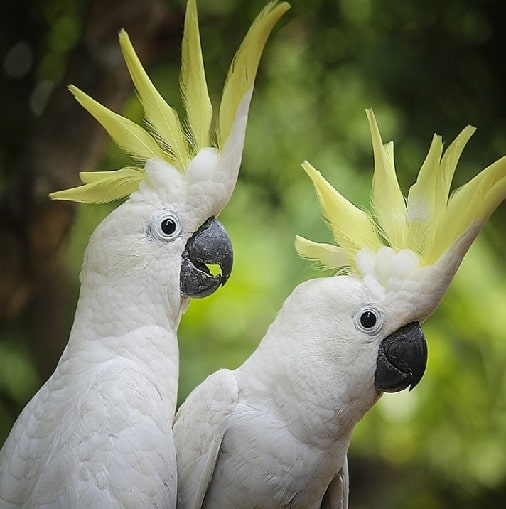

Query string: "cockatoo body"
[[0, 1, 289, 507], [174, 110, 506, 509]]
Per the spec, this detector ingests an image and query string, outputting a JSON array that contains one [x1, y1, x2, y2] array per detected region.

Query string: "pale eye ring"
[[148, 211, 182, 241], [354, 306, 384, 335]]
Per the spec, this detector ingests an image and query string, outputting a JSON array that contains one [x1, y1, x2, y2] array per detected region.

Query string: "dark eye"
[[360, 310, 377, 329], [161, 217, 177, 236], [148, 211, 182, 241], [354, 306, 383, 335]]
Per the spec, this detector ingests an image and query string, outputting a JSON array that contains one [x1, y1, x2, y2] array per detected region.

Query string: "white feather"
[[175, 276, 389, 509]]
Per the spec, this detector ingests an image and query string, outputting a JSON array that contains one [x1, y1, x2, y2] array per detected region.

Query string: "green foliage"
[[0, 336, 39, 440]]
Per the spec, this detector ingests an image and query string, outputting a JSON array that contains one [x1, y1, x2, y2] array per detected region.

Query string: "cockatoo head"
[[297, 109, 506, 393], [50, 0, 289, 300]]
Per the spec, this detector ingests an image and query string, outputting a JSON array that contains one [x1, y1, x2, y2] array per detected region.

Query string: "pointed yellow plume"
[[69, 85, 167, 162], [218, 1, 290, 146], [295, 236, 351, 271], [406, 125, 476, 262], [50, 1, 289, 204], [404, 134, 444, 256], [297, 161, 382, 268], [368, 109, 407, 248], [50, 167, 144, 203], [298, 109, 506, 278], [119, 30, 189, 170], [180, 0, 212, 152], [432, 155, 506, 261]]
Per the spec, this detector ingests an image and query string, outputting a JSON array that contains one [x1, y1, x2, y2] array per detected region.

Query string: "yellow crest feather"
[[69, 85, 166, 162], [405, 134, 444, 256], [49, 167, 144, 203], [180, 0, 212, 152], [294, 236, 351, 270], [51, 1, 289, 204], [368, 110, 407, 249], [300, 160, 382, 270], [118, 30, 189, 170], [433, 156, 506, 262], [218, 1, 290, 146], [299, 109, 506, 272]]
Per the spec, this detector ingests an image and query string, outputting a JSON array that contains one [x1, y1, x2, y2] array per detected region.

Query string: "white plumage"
[[174, 111, 506, 508], [175, 276, 387, 509], [0, 1, 289, 504], [0, 160, 226, 507]]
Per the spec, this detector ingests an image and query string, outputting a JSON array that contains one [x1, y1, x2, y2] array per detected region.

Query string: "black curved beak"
[[180, 217, 233, 299], [375, 322, 427, 393]]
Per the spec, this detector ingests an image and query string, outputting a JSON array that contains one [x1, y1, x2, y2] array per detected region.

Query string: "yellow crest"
[[297, 109, 506, 273], [50, 0, 290, 203]]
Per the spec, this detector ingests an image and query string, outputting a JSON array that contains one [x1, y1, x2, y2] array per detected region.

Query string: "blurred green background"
[[1, 0, 505, 507]]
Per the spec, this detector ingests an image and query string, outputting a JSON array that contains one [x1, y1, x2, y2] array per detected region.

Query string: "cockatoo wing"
[[0, 338, 177, 508], [174, 369, 238, 509], [321, 455, 349, 509]]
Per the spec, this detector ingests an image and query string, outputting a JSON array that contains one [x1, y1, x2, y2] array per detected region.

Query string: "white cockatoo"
[[0, 1, 289, 507], [174, 109, 506, 509]]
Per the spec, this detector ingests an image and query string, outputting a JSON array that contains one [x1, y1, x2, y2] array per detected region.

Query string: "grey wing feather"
[[321, 455, 349, 509], [174, 369, 238, 509]]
